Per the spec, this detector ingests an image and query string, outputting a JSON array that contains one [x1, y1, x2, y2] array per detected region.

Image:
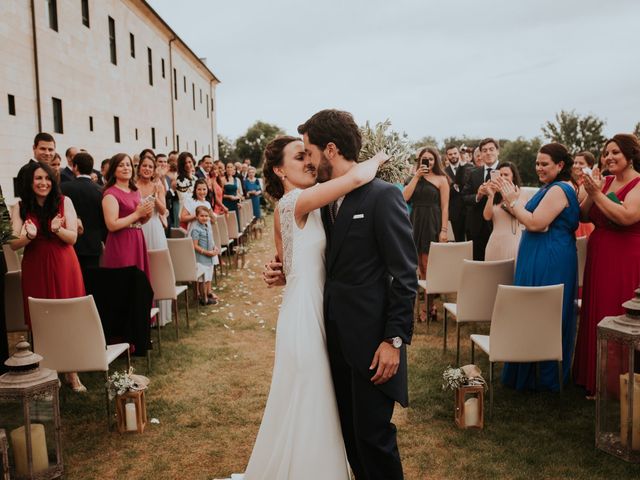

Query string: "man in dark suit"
[[14, 132, 56, 198], [444, 144, 472, 242], [60, 146, 78, 183], [60, 152, 106, 272], [461, 138, 501, 260], [194, 155, 213, 179], [298, 110, 418, 480]]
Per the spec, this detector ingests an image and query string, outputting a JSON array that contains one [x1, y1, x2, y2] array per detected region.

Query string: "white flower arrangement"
[[106, 367, 150, 400], [442, 365, 487, 392]]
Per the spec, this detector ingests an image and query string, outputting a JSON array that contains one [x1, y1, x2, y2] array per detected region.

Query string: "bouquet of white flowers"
[[442, 364, 487, 392], [106, 367, 150, 400]]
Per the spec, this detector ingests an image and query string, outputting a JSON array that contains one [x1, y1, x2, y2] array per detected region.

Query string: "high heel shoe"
[[64, 373, 87, 393], [429, 305, 438, 323]]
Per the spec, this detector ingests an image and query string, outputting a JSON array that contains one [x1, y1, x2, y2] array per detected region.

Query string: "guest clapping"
[[573, 134, 640, 396], [223, 162, 244, 213], [573, 151, 597, 237], [102, 154, 152, 278], [497, 143, 579, 392], [483, 162, 522, 261], [10, 162, 86, 392], [209, 160, 229, 216], [175, 152, 197, 227]]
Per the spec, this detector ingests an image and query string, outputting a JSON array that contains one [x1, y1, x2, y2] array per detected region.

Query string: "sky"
[[148, 0, 640, 143]]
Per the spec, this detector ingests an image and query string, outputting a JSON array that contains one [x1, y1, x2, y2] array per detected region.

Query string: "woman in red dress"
[[573, 134, 640, 396], [10, 162, 86, 392], [101, 153, 153, 278]]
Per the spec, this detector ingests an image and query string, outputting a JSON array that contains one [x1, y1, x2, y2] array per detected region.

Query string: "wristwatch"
[[385, 337, 403, 349]]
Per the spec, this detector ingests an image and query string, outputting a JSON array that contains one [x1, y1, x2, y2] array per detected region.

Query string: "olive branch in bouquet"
[[358, 120, 413, 184]]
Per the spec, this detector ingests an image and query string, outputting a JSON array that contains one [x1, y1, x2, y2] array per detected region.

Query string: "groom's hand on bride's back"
[[263, 256, 286, 287]]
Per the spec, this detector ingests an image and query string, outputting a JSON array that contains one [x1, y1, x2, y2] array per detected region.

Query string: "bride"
[[227, 136, 387, 479]]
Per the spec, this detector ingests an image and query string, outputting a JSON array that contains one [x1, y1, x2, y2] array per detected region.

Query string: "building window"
[[114, 116, 120, 143], [211, 98, 214, 112], [135, 128, 138, 141], [200, 89, 202, 104], [173, 68, 177, 99], [165, 136, 168, 147], [48, 0, 58, 31], [89, 116, 93, 131], [161, 58, 165, 78], [147, 48, 153, 86], [108, 17, 117, 65], [7, 95, 16, 116], [81, 0, 90, 27], [206, 94, 209, 118], [129, 33, 135, 58], [192, 83, 195, 110], [176, 135, 180, 151], [151, 128, 156, 149], [194, 140, 197, 155], [52, 97, 63, 133], [183, 76, 186, 93]]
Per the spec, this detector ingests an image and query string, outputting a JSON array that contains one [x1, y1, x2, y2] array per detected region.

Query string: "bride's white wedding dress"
[[230, 189, 349, 480]]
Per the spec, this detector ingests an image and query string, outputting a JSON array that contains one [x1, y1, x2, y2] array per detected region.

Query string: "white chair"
[[470, 284, 564, 416], [167, 238, 205, 315], [169, 227, 188, 238], [443, 259, 515, 364], [3, 244, 21, 272], [211, 219, 227, 279], [415, 240, 473, 330], [28, 295, 130, 428], [576, 236, 587, 310], [226, 211, 244, 267], [216, 213, 234, 271], [4, 270, 28, 334], [147, 249, 189, 339]]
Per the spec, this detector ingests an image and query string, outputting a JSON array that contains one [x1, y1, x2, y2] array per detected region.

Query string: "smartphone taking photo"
[[490, 170, 500, 182]]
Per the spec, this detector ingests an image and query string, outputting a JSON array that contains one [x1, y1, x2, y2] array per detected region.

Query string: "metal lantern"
[[596, 286, 640, 463], [0, 339, 63, 479]]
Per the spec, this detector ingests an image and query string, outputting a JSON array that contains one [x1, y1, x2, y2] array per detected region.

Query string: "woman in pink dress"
[[101, 153, 153, 278], [10, 162, 86, 391], [573, 134, 640, 397]]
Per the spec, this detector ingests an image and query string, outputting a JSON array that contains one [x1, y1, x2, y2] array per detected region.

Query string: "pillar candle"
[[10, 424, 49, 476], [464, 398, 479, 427], [619, 373, 640, 450], [125, 403, 138, 431]]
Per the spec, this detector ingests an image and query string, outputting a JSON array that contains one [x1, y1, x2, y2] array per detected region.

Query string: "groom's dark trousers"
[[323, 179, 418, 480]]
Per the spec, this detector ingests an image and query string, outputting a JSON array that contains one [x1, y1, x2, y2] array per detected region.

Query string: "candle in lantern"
[[464, 398, 479, 427], [10, 424, 49, 475], [125, 402, 138, 431]]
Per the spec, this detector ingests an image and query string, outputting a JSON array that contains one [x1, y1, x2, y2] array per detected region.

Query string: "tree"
[[235, 121, 285, 167], [412, 135, 439, 150], [500, 137, 542, 187], [541, 110, 606, 155], [634, 122, 640, 138], [217, 135, 239, 164]]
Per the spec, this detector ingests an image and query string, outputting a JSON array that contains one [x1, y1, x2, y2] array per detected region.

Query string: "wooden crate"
[[115, 391, 147, 434]]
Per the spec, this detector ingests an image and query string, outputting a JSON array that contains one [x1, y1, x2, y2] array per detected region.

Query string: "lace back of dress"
[[278, 189, 302, 277]]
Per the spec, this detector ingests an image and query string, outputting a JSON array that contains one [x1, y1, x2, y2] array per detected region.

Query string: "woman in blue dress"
[[243, 166, 263, 219], [496, 143, 579, 391], [222, 162, 243, 211]]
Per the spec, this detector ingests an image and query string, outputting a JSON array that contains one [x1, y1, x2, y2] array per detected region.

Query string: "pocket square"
[[353, 213, 364, 219]]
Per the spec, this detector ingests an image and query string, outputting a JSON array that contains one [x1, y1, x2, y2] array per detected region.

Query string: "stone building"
[[0, 0, 220, 201]]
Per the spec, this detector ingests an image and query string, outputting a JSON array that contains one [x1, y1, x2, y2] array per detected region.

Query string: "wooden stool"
[[115, 390, 147, 434]]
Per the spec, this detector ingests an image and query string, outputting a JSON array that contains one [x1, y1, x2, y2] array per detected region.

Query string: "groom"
[[268, 109, 418, 479]]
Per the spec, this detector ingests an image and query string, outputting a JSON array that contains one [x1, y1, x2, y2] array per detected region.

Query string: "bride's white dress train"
[[229, 189, 349, 480]]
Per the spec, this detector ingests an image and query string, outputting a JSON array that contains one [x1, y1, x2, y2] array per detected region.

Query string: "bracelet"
[[509, 200, 517, 209]]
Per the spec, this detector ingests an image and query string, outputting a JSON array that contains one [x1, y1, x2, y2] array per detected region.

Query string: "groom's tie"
[[329, 201, 338, 224]]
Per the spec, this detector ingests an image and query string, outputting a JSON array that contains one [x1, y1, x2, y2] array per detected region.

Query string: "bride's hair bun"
[[263, 135, 300, 200]]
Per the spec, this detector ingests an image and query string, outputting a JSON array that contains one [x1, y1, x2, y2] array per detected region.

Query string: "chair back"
[[456, 259, 515, 321], [29, 295, 109, 372], [4, 271, 27, 332], [211, 220, 222, 249], [488, 284, 563, 363], [3, 245, 21, 272], [226, 211, 240, 240], [424, 241, 473, 294], [167, 238, 199, 282], [147, 249, 178, 300], [576, 236, 587, 288], [169, 227, 188, 239], [216, 214, 231, 247]]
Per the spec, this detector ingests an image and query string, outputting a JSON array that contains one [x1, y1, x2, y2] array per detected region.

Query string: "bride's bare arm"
[[274, 206, 283, 264], [264, 206, 286, 287], [294, 152, 389, 219]]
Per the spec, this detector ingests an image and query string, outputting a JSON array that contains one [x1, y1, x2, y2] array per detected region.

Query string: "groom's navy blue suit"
[[322, 178, 418, 480]]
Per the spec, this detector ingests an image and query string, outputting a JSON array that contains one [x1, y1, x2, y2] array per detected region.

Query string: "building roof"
[[139, 0, 221, 84]]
